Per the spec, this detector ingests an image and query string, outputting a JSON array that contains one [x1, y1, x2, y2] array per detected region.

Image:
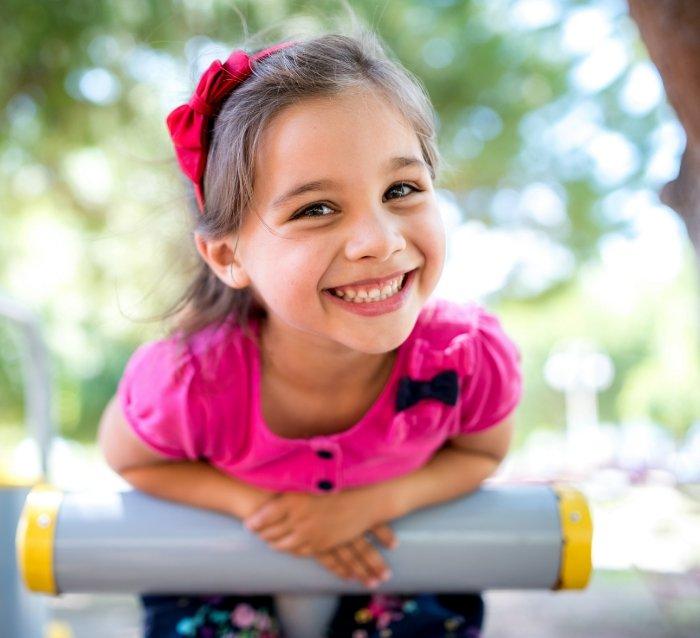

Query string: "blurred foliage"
[[1, 0, 698, 444]]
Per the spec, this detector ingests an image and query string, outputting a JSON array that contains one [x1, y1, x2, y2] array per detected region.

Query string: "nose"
[[343, 207, 407, 262]]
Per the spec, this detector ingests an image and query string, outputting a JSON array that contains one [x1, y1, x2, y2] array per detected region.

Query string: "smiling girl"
[[98, 30, 522, 638]]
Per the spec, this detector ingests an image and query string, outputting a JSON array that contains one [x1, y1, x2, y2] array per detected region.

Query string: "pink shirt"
[[117, 298, 523, 494]]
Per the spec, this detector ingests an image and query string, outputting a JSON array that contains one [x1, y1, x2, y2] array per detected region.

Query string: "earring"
[[229, 263, 235, 284]]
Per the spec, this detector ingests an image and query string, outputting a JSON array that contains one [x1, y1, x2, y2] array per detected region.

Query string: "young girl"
[[98, 30, 523, 638]]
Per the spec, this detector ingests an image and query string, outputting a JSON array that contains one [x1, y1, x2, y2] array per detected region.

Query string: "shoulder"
[[116, 334, 199, 459], [118, 316, 254, 416], [178, 315, 256, 388], [414, 297, 482, 343], [119, 333, 193, 389], [116, 317, 255, 460], [405, 297, 520, 378]]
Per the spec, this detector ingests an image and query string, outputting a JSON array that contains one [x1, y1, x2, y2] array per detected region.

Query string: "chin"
[[347, 318, 418, 354]]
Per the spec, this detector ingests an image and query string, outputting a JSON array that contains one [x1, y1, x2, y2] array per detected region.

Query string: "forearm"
[[360, 446, 502, 523], [119, 460, 276, 520]]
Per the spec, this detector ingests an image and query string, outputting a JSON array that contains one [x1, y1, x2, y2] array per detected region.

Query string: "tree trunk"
[[627, 0, 700, 340]]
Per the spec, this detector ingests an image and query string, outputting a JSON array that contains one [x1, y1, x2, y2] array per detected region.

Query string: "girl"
[[98, 30, 523, 638]]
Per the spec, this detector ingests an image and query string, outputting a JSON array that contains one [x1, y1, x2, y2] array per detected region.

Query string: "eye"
[[290, 182, 422, 220], [291, 202, 335, 220], [383, 181, 421, 201]]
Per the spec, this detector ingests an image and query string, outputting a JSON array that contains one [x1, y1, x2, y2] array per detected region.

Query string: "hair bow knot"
[[166, 42, 296, 214], [188, 93, 216, 117]]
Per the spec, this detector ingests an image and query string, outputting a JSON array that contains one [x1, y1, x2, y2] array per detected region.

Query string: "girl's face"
[[234, 88, 446, 355]]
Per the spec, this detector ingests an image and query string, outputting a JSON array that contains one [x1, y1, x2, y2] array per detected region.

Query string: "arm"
[[358, 413, 516, 522], [101, 393, 391, 587], [245, 414, 516, 551], [317, 416, 514, 587], [119, 462, 275, 520], [97, 395, 276, 520]]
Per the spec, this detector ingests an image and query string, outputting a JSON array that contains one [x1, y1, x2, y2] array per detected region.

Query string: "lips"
[[324, 269, 414, 292], [322, 267, 417, 316]]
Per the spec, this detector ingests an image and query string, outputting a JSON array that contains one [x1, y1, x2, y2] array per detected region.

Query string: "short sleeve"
[[457, 308, 523, 434], [116, 339, 203, 460]]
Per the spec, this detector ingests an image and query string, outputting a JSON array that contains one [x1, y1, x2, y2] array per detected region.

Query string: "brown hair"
[[160, 27, 444, 354]]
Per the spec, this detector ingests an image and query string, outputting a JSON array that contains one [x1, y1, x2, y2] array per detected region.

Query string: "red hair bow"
[[166, 41, 296, 214]]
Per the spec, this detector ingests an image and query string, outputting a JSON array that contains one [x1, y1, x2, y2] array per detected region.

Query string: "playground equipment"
[[3, 293, 593, 638], [17, 483, 591, 594], [1, 294, 53, 638], [15, 482, 592, 637]]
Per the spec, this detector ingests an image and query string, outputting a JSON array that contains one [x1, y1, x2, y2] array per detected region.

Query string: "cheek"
[[414, 209, 446, 270], [256, 244, 326, 300]]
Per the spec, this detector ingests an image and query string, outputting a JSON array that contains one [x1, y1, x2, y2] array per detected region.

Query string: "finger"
[[296, 542, 314, 557], [329, 547, 359, 581], [336, 543, 374, 586], [271, 533, 307, 553], [351, 536, 390, 582], [276, 540, 314, 557], [256, 521, 293, 543], [286, 540, 315, 557], [245, 505, 287, 532], [370, 523, 399, 550], [316, 550, 351, 580]]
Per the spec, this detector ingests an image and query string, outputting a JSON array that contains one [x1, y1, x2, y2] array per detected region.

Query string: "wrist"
[[231, 485, 277, 520], [349, 480, 406, 525], [380, 479, 410, 520]]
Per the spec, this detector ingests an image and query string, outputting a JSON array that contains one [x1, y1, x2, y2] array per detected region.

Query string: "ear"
[[193, 231, 252, 289]]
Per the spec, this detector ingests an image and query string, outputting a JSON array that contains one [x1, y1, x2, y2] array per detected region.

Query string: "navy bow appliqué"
[[396, 369, 459, 412]]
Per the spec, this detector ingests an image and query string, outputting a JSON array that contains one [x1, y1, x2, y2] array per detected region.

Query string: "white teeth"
[[329, 272, 408, 303]]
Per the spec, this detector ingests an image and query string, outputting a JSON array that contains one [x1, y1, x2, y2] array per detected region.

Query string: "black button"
[[317, 480, 334, 491], [316, 449, 333, 459]]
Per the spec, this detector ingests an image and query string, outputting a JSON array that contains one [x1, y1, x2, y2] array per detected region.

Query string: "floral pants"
[[140, 591, 484, 638]]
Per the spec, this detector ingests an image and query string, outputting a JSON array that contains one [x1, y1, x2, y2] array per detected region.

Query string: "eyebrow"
[[270, 155, 429, 209]]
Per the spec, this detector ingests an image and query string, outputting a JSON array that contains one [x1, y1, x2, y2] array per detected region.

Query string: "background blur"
[[2, 0, 699, 636]]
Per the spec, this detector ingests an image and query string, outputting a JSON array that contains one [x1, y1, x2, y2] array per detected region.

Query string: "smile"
[[322, 268, 417, 317], [327, 272, 408, 303]]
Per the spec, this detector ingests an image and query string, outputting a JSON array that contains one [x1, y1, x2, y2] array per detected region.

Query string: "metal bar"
[[18, 483, 592, 595]]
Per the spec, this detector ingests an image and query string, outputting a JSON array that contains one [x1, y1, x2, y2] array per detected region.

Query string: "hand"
[[315, 523, 398, 588], [237, 487, 280, 520], [243, 489, 382, 556]]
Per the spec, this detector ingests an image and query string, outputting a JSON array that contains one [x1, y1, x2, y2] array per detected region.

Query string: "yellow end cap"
[[15, 482, 63, 595], [552, 483, 593, 590]]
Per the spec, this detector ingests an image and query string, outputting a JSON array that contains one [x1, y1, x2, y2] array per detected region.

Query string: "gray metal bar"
[[53, 485, 563, 594]]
